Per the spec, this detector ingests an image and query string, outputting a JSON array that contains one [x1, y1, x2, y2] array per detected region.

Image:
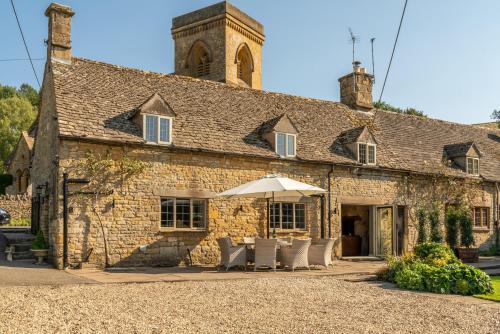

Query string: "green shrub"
[[445, 207, 459, 249], [459, 212, 475, 247], [0, 174, 13, 195], [429, 204, 442, 243], [395, 266, 425, 291], [32, 230, 48, 249], [416, 209, 427, 244], [7, 218, 31, 226], [414, 242, 458, 266], [383, 242, 492, 295]]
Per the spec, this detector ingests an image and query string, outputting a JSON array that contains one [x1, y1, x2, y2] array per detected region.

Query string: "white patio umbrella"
[[217, 174, 327, 237]]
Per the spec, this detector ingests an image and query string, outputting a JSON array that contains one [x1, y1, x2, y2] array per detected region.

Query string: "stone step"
[[340, 256, 384, 262], [10, 243, 32, 252], [12, 251, 34, 260], [484, 269, 500, 276]]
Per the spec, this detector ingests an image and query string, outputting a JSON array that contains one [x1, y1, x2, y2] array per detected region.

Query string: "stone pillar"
[[45, 3, 75, 63]]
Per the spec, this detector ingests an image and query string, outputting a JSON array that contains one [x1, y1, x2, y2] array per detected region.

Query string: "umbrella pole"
[[266, 198, 270, 239]]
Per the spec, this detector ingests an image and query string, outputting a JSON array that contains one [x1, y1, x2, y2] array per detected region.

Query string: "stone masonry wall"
[[50, 140, 497, 269], [0, 194, 31, 220]]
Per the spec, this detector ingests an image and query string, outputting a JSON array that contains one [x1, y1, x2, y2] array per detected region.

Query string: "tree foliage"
[[0, 83, 38, 173], [491, 109, 500, 128], [374, 100, 426, 117]]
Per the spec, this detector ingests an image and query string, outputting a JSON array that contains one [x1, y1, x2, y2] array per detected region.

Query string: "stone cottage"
[[4, 130, 34, 195], [32, 2, 500, 269]]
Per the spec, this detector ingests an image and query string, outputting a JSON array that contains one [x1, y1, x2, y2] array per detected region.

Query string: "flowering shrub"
[[378, 242, 493, 295]]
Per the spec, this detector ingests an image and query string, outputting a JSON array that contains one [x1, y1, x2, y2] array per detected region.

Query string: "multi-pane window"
[[276, 133, 296, 157], [473, 207, 489, 228], [358, 143, 376, 165], [144, 114, 172, 144], [160, 198, 206, 230], [269, 202, 306, 230], [466, 157, 479, 175]]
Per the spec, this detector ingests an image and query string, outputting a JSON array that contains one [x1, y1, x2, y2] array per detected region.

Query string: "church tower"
[[171, 1, 264, 89]]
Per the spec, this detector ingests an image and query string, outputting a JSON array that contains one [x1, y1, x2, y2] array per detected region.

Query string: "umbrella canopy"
[[217, 174, 326, 198]]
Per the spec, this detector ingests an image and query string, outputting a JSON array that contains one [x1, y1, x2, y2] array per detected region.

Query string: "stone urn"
[[31, 248, 49, 265]]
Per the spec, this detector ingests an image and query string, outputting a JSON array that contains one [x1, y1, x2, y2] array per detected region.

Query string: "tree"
[[417, 208, 427, 244], [374, 100, 426, 117], [0, 83, 38, 173], [429, 203, 442, 243], [491, 109, 500, 129]]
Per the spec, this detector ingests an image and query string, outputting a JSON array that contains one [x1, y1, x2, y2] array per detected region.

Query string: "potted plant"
[[31, 230, 49, 265], [456, 208, 478, 263]]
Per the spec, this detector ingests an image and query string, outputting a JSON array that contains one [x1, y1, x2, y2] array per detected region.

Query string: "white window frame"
[[275, 132, 297, 158], [143, 114, 173, 145], [358, 143, 376, 165], [466, 157, 479, 175], [160, 197, 207, 231], [269, 202, 306, 231]]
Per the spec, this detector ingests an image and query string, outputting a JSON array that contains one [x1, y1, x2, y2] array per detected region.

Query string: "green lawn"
[[475, 276, 500, 302]]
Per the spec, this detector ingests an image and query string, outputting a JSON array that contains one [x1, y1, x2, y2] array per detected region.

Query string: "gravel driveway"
[[1, 276, 498, 334]]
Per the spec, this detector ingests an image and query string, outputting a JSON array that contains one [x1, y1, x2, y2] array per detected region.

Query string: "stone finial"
[[45, 3, 75, 63], [338, 62, 374, 111]]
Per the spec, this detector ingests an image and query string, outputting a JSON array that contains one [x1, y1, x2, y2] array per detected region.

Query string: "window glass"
[[295, 204, 306, 230], [145, 115, 158, 142], [368, 145, 376, 164], [282, 203, 294, 229], [160, 199, 174, 228], [175, 199, 191, 229], [287, 135, 296, 156], [359, 143, 367, 164], [270, 203, 280, 229], [473, 159, 479, 175], [473, 207, 489, 228], [192, 199, 206, 229], [276, 133, 286, 157], [159, 118, 170, 143]]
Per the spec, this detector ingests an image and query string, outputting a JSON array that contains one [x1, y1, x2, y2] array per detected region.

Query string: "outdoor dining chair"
[[280, 238, 311, 271], [254, 238, 278, 271], [217, 237, 247, 271], [308, 238, 334, 269]]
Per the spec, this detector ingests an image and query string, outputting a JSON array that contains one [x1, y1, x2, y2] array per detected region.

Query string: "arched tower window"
[[20, 169, 30, 193], [187, 40, 212, 78], [235, 44, 254, 87]]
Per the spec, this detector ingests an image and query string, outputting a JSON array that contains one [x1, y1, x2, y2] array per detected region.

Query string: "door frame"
[[370, 205, 396, 257]]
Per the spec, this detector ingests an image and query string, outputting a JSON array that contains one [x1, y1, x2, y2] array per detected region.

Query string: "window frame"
[[358, 143, 376, 165], [466, 157, 479, 175], [275, 132, 297, 158], [269, 202, 306, 231], [160, 197, 207, 231], [143, 114, 173, 145], [473, 207, 489, 229]]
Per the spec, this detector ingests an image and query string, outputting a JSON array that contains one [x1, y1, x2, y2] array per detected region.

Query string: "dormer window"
[[358, 143, 376, 165], [276, 132, 296, 157], [144, 114, 172, 144], [466, 157, 479, 175]]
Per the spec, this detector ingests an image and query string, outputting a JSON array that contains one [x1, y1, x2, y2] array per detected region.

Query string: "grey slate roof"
[[51, 57, 500, 181]]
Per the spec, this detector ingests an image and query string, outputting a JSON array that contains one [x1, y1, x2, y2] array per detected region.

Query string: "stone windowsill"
[[472, 228, 490, 233], [159, 228, 207, 233]]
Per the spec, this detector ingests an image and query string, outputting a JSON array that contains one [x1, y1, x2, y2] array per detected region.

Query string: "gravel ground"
[[1, 276, 498, 334]]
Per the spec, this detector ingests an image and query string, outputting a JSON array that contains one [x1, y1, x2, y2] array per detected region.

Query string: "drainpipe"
[[320, 195, 325, 239], [495, 182, 499, 250], [328, 165, 334, 239]]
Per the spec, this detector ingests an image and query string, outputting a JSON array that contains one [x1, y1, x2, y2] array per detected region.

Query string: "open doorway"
[[341, 205, 370, 256]]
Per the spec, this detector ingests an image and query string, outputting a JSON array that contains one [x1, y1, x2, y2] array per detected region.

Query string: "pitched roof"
[[50, 57, 500, 181]]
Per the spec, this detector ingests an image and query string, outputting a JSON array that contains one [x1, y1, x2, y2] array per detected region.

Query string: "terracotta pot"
[[456, 247, 479, 263], [31, 248, 49, 265]]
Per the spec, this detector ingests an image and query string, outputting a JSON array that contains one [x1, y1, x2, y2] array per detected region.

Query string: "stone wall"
[[46, 140, 498, 269], [0, 194, 31, 220]]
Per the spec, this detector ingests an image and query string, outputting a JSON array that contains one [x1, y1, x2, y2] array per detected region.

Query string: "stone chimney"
[[45, 3, 74, 63], [338, 61, 374, 111]]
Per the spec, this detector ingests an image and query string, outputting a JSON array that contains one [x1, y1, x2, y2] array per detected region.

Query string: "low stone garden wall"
[[0, 194, 31, 220]]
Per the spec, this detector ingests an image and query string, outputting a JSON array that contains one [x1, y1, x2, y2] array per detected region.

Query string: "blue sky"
[[1, 0, 499, 124]]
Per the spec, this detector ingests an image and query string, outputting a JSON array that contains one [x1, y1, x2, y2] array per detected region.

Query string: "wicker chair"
[[308, 239, 334, 269], [217, 237, 246, 271], [254, 238, 278, 271], [281, 238, 311, 271], [243, 237, 255, 244], [243, 237, 256, 263]]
